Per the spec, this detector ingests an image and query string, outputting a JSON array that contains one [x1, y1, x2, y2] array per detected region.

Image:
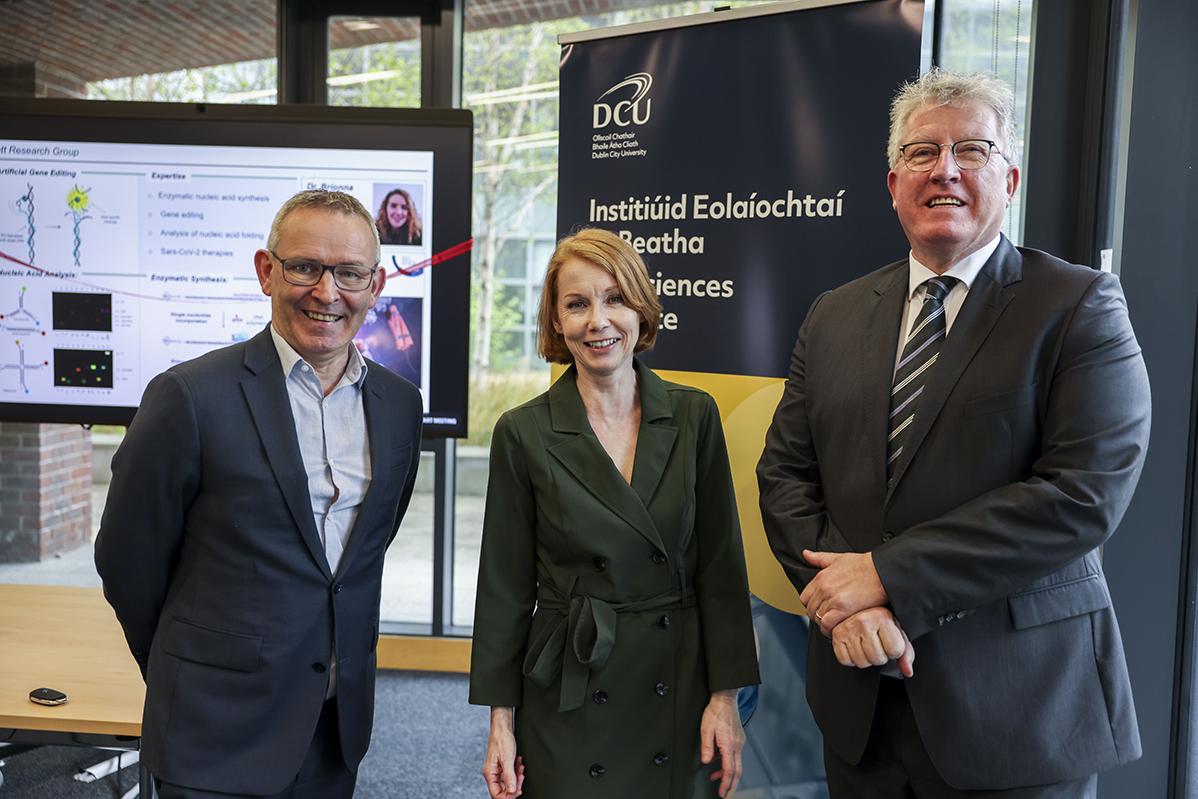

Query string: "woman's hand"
[[483, 707, 525, 798], [700, 689, 745, 797]]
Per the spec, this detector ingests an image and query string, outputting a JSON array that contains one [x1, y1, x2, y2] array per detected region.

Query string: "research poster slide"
[[0, 140, 434, 410]]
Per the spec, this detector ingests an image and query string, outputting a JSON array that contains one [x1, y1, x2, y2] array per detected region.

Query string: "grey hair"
[[266, 190, 382, 263], [887, 68, 1018, 170]]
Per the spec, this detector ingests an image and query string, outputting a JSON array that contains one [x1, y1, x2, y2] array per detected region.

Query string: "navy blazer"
[[96, 325, 422, 795]]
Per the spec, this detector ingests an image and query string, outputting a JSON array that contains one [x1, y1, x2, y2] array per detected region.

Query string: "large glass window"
[[381, 455, 436, 625], [328, 16, 421, 108], [0, 0, 276, 102], [89, 60, 277, 104]]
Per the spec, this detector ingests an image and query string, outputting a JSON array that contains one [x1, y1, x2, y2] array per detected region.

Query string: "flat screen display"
[[0, 100, 471, 436]]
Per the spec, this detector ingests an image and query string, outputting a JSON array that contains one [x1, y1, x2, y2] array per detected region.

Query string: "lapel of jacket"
[[629, 360, 679, 510], [334, 366, 391, 579], [861, 261, 909, 496], [885, 238, 1022, 502], [239, 327, 332, 581], [546, 364, 667, 554]]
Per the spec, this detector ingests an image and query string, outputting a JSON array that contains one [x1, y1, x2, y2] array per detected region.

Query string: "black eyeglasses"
[[898, 139, 1006, 172], [268, 250, 379, 292]]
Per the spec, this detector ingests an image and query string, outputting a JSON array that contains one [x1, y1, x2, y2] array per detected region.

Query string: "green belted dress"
[[469, 361, 761, 798]]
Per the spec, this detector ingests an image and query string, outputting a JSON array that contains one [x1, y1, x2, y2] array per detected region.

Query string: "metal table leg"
[[139, 759, 156, 798]]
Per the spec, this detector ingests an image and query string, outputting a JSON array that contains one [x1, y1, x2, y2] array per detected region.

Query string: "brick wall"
[[0, 422, 92, 563]]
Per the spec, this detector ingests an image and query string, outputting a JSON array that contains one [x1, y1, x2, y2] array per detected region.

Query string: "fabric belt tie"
[[522, 579, 695, 712]]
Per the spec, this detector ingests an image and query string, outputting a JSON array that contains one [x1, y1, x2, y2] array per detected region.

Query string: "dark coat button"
[[657, 614, 671, 629], [653, 752, 669, 766], [592, 689, 608, 704], [593, 556, 607, 571], [651, 550, 667, 564], [312, 662, 327, 673], [333, 582, 343, 594], [589, 763, 605, 778], [655, 681, 668, 696], [881, 531, 895, 542]]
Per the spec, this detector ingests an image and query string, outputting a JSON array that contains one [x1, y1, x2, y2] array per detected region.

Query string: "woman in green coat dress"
[[469, 229, 760, 799]]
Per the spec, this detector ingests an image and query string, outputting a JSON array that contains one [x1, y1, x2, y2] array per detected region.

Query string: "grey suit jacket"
[[757, 238, 1149, 789], [95, 326, 422, 795]]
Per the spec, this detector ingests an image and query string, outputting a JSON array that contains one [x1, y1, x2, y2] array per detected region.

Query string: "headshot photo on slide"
[[373, 183, 424, 247]]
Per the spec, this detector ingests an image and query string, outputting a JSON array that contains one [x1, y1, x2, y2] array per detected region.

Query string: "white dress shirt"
[[894, 234, 1002, 374]]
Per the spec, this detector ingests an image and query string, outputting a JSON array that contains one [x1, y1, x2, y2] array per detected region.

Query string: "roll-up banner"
[[557, 0, 926, 614]]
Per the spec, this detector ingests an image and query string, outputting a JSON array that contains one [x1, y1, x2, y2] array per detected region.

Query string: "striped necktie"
[[887, 276, 958, 481]]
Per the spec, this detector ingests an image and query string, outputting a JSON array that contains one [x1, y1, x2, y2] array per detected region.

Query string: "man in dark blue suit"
[[96, 190, 423, 798]]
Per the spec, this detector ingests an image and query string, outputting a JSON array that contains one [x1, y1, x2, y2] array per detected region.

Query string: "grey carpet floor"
[[0, 671, 488, 798]]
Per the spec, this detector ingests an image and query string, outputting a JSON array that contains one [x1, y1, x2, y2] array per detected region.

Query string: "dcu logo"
[[592, 72, 653, 129]]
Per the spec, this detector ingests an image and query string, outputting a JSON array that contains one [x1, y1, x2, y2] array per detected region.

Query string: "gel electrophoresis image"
[[52, 292, 113, 332], [54, 348, 114, 387]]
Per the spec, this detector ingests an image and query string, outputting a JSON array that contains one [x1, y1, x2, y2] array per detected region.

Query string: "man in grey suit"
[[96, 190, 423, 798], [757, 69, 1149, 797]]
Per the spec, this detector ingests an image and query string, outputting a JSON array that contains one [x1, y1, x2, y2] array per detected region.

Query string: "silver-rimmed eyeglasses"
[[898, 139, 1005, 172], [268, 250, 379, 292]]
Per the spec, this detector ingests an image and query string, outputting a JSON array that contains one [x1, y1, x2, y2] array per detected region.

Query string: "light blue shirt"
[[270, 326, 372, 698], [270, 326, 373, 576]]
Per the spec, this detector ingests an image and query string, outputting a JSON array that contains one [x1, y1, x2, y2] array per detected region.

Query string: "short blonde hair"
[[537, 228, 663, 365]]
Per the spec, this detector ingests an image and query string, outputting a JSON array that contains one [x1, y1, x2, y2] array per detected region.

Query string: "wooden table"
[[0, 584, 150, 796]]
